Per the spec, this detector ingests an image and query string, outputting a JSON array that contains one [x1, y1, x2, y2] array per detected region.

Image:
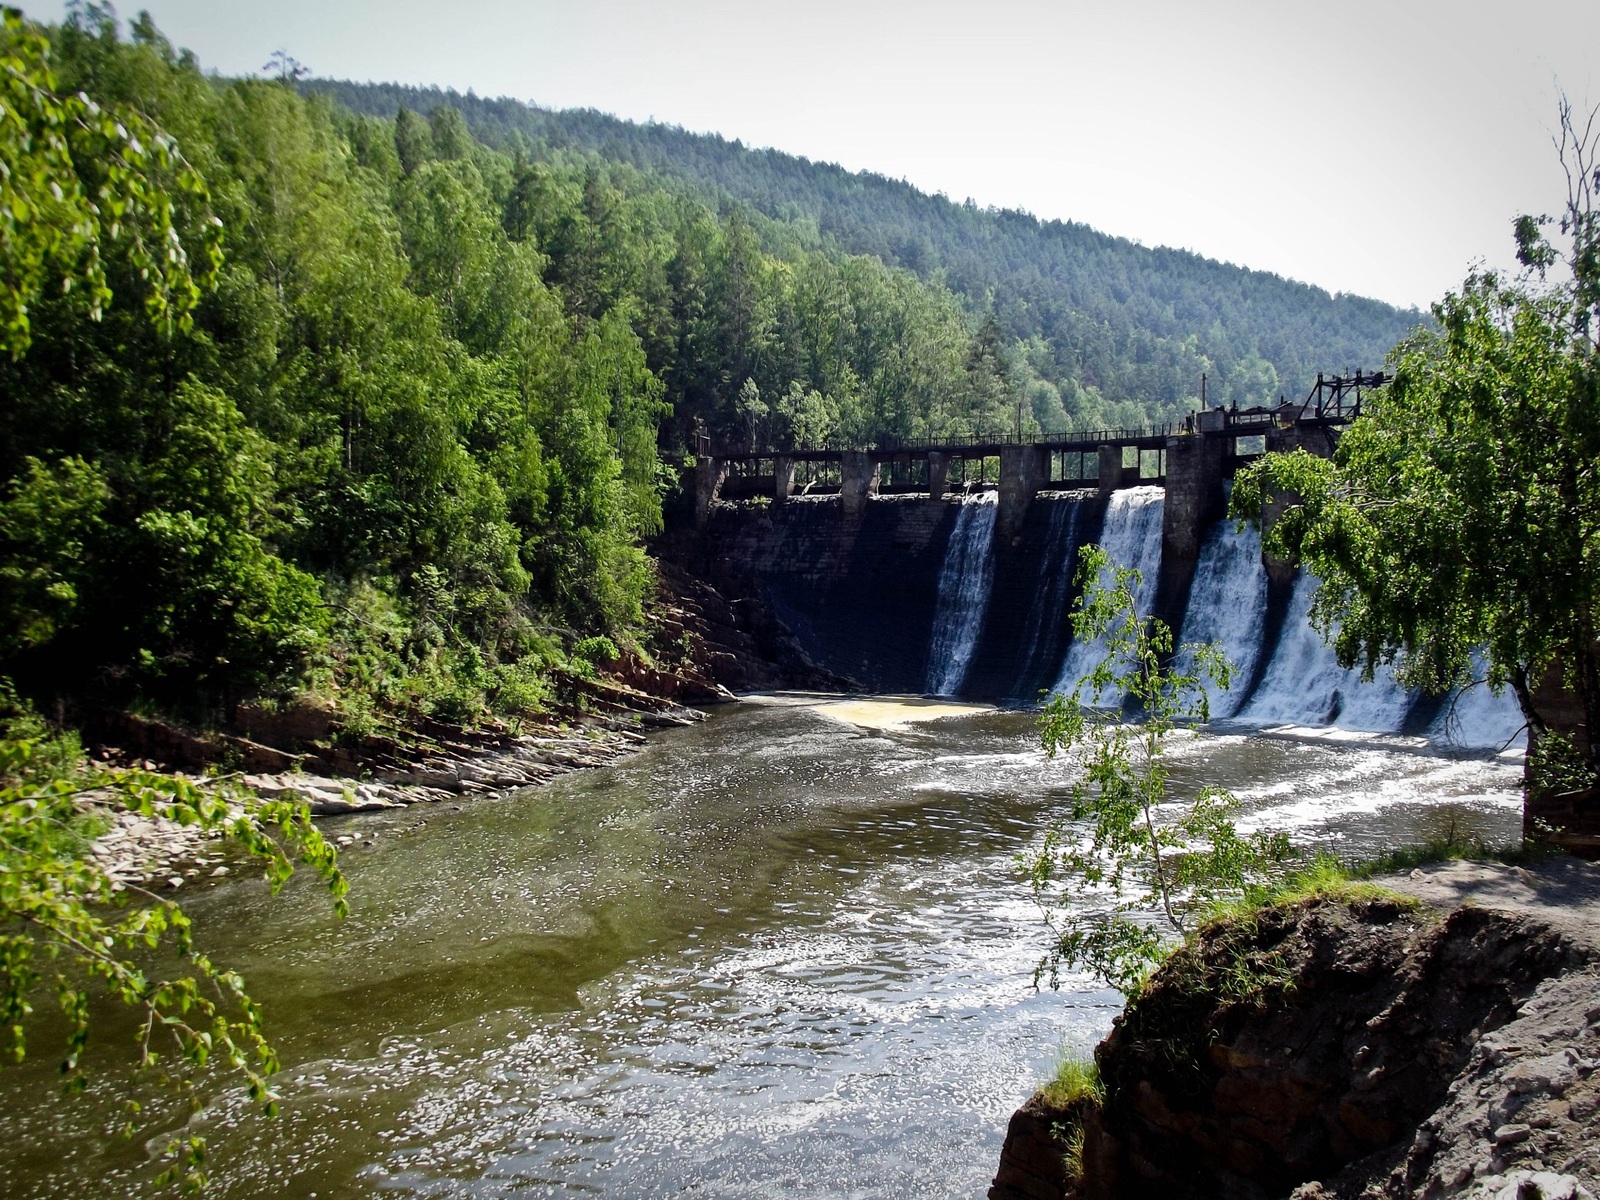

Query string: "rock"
[[233, 699, 336, 748], [1505, 1055, 1579, 1098], [996, 896, 1600, 1200], [86, 694, 675, 884], [1488, 1170, 1596, 1200], [988, 1092, 1079, 1200]]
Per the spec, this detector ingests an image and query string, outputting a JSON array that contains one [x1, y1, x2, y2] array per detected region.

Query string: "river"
[[0, 698, 1523, 1198]]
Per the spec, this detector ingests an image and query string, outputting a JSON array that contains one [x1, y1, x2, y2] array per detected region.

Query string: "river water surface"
[[1, 699, 1523, 1198]]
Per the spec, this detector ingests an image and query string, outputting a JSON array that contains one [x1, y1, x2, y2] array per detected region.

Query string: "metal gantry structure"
[[1304, 370, 1388, 420], [702, 370, 1386, 464], [694, 369, 1387, 511]]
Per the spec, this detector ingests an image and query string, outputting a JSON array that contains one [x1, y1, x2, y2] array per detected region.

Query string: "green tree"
[[735, 376, 765, 447], [0, 712, 346, 1191], [393, 105, 432, 176], [1231, 100, 1600, 799], [775, 379, 837, 447], [0, 8, 220, 356], [427, 103, 472, 161], [0, 23, 347, 1188], [1028, 547, 1294, 995]]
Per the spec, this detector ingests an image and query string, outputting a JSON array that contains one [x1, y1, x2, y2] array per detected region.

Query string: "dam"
[[683, 373, 1525, 751]]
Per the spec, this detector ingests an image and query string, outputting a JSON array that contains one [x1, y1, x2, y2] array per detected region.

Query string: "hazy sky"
[[29, 0, 1600, 309]]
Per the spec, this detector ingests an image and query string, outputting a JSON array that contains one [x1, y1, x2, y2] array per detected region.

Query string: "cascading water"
[[926, 493, 998, 695], [1050, 486, 1165, 698], [1012, 500, 1088, 695], [1428, 651, 1528, 751], [1176, 510, 1268, 720], [1234, 571, 1414, 732]]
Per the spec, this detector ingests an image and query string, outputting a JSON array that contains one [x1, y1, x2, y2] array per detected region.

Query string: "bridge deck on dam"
[[696, 399, 1354, 539]]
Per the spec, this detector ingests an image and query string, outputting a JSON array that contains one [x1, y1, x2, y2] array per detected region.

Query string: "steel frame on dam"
[[697, 373, 1377, 528]]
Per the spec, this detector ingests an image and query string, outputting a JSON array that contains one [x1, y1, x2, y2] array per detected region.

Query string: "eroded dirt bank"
[[992, 860, 1600, 1200]]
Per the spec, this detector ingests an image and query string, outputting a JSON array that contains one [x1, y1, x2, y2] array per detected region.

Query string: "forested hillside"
[[308, 81, 1425, 423], [0, 10, 1024, 727]]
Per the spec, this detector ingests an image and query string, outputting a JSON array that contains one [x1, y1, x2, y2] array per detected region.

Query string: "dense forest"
[[0, 9, 1032, 729], [308, 80, 1425, 425], [0, 9, 1421, 736]]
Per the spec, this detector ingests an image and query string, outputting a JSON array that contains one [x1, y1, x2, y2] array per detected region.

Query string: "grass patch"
[[1038, 1054, 1103, 1185], [1353, 829, 1548, 876], [1197, 827, 1546, 934], [1039, 1053, 1104, 1109], [1063, 1124, 1088, 1185], [1200, 853, 1418, 929]]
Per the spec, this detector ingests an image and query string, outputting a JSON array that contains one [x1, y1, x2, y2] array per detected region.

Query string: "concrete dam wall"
[[689, 487, 1526, 751], [697, 491, 1106, 702]]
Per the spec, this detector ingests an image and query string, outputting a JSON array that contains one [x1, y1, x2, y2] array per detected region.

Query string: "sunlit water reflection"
[[0, 700, 1521, 1198]]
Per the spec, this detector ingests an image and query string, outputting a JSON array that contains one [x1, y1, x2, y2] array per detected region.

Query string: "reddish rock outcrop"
[[993, 895, 1600, 1200], [990, 1092, 1085, 1200]]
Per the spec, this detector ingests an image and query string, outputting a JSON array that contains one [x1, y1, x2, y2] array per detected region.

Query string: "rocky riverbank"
[[86, 717, 652, 886], [85, 559, 850, 888], [990, 858, 1600, 1200]]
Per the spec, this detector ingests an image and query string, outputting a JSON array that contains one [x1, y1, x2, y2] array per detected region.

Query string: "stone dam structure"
[[677, 381, 1526, 750]]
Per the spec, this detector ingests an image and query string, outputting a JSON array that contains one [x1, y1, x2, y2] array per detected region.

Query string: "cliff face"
[[665, 496, 954, 693], [992, 893, 1600, 1200], [644, 558, 854, 695]]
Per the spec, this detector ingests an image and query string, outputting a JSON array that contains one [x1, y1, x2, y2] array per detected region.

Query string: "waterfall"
[[1429, 652, 1528, 751], [1013, 500, 1088, 694], [1050, 486, 1165, 698], [1234, 571, 1414, 733], [1176, 513, 1268, 720], [925, 494, 998, 696]]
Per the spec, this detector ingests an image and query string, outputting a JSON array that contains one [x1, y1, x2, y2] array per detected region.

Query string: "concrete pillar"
[[1161, 434, 1226, 568], [998, 444, 1050, 542], [1097, 444, 1123, 497], [1265, 421, 1338, 461], [1152, 433, 1227, 637], [774, 454, 795, 503], [840, 450, 878, 519], [928, 452, 950, 502], [1258, 493, 1299, 591], [695, 455, 727, 527]]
